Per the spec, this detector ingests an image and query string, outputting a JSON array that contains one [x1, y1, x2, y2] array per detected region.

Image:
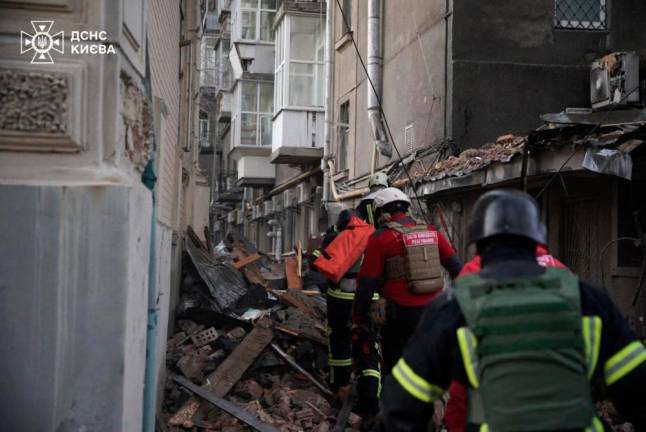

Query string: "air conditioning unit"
[[226, 176, 236, 190], [252, 205, 262, 220], [590, 52, 640, 110], [236, 209, 244, 225], [272, 195, 283, 213], [297, 183, 310, 204], [283, 189, 297, 208], [227, 211, 236, 223], [263, 201, 274, 217], [243, 187, 253, 201]]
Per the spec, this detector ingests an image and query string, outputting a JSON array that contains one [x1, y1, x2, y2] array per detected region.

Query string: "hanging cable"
[[334, 0, 431, 223]]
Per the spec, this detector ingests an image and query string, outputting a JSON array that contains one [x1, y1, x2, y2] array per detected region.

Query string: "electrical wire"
[[534, 84, 642, 200], [599, 237, 639, 290], [334, 0, 431, 223]]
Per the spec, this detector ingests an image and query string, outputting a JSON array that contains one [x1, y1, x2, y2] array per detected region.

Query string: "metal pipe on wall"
[[367, 0, 390, 158], [327, 160, 369, 201], [322, 0, 334, 208]]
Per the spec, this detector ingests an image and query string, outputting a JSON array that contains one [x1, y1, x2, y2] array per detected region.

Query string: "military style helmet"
[[368, 172, 389, 189], [468, 189, 546, 245], [373, 187, 411, 210]]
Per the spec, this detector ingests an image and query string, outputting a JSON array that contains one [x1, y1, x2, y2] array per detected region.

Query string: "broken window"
[[338, 102, 350, 171], [617, 178, 646, 268], [554, 0, 607, 30]]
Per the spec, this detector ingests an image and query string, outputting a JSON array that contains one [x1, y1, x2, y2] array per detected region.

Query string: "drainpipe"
[[322, 0, 334, 208], [367, 0, 391, 159], [267, 219, 282, 262], [328, 160, 369, 201]]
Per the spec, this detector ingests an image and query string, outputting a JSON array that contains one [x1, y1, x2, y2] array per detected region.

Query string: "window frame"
[[554, 0, 608, 31], [274, 14, 325, 113], [337, 101, 350, 171], [235, 80, 274, 147], [237, 0, 276, 43]]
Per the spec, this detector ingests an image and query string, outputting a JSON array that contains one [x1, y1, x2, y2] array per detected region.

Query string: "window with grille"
[[405, 123, 415, 155], [554, 0, 607, 30], [338, 102, 350, 170]]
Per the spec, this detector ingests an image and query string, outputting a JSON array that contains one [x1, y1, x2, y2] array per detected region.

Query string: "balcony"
[[213, 173, 243, 202], [271, 109, 324, 164]]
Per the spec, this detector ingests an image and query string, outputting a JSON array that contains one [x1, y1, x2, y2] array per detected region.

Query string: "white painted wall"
[[237, 155, 276, 180], [272, 109, 325, 152]]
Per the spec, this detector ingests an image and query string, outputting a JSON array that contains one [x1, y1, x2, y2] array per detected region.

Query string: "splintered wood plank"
[[169, 321, 274, 428], [233, 253, 261, 270], [284, 256, 302, 290]]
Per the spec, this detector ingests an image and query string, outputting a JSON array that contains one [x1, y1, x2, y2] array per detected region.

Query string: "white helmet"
[[373, 187, 411, 209], [368, 172, 389, 189]]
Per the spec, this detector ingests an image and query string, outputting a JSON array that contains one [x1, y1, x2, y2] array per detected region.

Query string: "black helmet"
[[468, 189, 546, 245], [336, 208, 357, 230]]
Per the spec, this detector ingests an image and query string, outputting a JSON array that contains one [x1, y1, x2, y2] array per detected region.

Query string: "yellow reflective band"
[[392, 358, 443, 403], [361, 369, 381, 379], [479, 424, 489, 432], [585, 417, 604, 432], [367, 204, 375, 226], [605, 340, 646, 385], [312, 250, 321, 257], [457, 327, 480, 389], [582, 316, 602, 379], [329, 358, 353, 367], [327, 288, 355, 300]]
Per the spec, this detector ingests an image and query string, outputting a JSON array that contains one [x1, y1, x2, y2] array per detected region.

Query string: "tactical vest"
[[454, 267, 595, 431], [384, 221, 443, 294]]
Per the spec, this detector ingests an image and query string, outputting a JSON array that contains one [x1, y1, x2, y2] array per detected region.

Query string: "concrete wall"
[[331, 0, 448, 181], [451, 0, 646, 149], [0, 185, 152, 431]]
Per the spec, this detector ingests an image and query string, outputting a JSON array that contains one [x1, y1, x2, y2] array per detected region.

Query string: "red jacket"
[[445, 246, 567, 432], [357, 213, 458, 308]]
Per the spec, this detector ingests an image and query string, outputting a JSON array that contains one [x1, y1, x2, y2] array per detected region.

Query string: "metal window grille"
[[554, 0, 607, 30], [405, 123, 415, 155]]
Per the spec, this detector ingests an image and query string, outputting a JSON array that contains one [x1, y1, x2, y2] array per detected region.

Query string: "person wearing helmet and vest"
[[357, 172, 389, 226], [352, 187, 463, 374], [379, 189, 646, 431], [311, 209, 382, 417]]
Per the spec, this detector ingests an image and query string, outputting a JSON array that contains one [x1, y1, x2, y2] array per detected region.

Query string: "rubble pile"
[[160, 229, 350, 432], [425, 134, 526, 180]]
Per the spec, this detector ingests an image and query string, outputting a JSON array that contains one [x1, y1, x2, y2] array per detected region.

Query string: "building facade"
[[0, 0, 210, 429]]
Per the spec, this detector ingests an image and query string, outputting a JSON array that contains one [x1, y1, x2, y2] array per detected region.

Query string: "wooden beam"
[[285, 256, 302, 290], [233, 253, 262, 270], [169, 321, 274, 428], [174, 375, 280, 432]]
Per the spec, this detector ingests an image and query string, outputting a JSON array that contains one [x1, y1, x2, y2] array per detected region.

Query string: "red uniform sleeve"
[[358, 231, 386, 280], [458, 256, 481, 277], [436, 230, 457, 262], [445, 380, 468, 432]]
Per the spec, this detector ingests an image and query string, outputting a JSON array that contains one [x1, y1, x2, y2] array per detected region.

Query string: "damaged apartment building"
[[209, 0, 327, 256], [323, 0, 646, 334]]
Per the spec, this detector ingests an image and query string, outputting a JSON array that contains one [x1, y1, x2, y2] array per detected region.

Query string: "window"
[[274, 15, 325, 111], [341, 0, 352, 33], [238, 0, 276, 42], [554, 0, 607, 30], [201, 36, 217, 87], [199, 117, 211, 148], [338, 102, 350, 170], [237, 81, 273, 146]]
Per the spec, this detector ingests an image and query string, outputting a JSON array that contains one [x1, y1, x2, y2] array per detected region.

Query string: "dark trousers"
[[381, 303, 426, 374], [326, 289, 381, 414]]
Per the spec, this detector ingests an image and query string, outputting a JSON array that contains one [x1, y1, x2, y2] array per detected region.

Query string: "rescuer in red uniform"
[[351, 187, 463, 373]]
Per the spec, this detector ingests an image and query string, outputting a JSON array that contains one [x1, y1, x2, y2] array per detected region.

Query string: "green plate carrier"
[[454, 267, 594, 431]]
